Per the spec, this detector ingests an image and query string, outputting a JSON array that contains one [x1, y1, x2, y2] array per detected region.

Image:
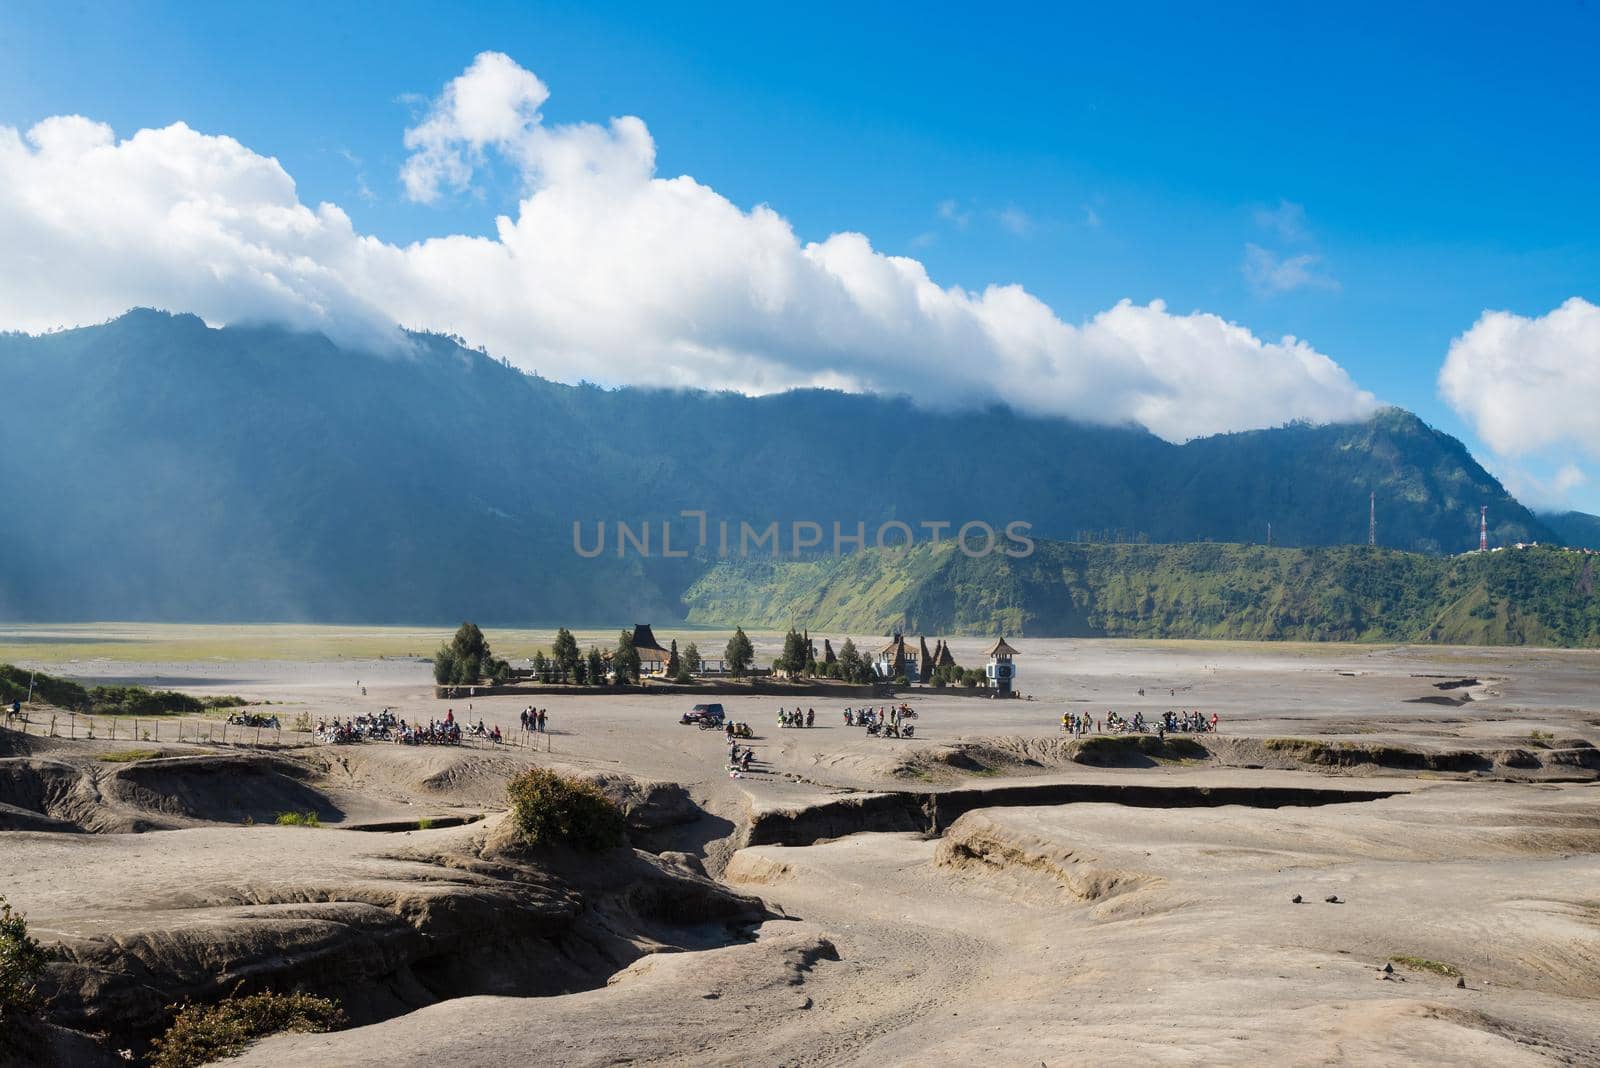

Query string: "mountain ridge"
[[0, 309, 1557, 623]]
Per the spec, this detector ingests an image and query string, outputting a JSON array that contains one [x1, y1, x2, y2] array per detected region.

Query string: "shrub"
[[274, 811, 320, 827], [1389, 955, 1462, 978], [149, 991, 344, 1068], [0, 897, 47, 1025], [416, 817, 434, 830], [506, 768, 626, 851]]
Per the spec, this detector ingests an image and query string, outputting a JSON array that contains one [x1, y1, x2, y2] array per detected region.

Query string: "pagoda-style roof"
[[879, 633, 908, 655], [986, 637, 1019, 658], [823, 638, 837, 664], [935, 640, 956, 668], [630, 624, 670, 656]]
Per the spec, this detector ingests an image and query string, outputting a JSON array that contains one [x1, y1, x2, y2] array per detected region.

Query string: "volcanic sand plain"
[[3, 629, 1599, 1066]]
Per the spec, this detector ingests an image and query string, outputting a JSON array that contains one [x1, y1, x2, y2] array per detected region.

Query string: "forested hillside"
[[683, 541, 1600, 646]]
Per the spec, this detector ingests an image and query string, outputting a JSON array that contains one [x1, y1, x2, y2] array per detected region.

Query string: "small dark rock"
[[1292, 894, 1302, 903]]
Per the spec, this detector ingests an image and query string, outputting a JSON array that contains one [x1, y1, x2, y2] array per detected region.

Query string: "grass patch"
[[416, 817, 434, 830], [1264, 737, 1430, 769], [1389, 955, 1462, 978], [95, 748, 161, 763], [273, 811, 320, 828], [149, 991, 344, 1068], [1528, 729, 1555, 747], [506, 768, 625, 851]]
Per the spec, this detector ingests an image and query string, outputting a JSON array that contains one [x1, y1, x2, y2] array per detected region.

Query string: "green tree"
[[552, 627, 581, 681], [531, 650, 548, 682], [666, 638, 681, 677], [836, 637, 866, 683], [432, 648, 456, 686], [725, 627, 755, 678], [777, 628, 808, 675], [683, 641, 702, 673], [432, 622, 507, 686], [586, 646, 606, 687], [614, 629, 641, 684]]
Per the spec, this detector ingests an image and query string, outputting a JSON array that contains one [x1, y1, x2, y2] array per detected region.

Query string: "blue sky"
[[3, 1, 1598, 509]]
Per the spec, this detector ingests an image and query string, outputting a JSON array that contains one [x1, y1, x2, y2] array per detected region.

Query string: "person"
[[445, 708, 454, 725], [539, 709, 547, 732], [490, 724, 502, 743], [806, 707, 814, 728], [740, 749, 753, 772], [1210, 711, 1219, 732], [519, 708, 529, 731]]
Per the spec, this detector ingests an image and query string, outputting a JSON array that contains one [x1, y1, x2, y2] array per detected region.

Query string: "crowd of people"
[[1060, 709, 1219, 735], [777, 707, 815, 728], [845, 704, 917, 738], [519, 706, 549, 733]]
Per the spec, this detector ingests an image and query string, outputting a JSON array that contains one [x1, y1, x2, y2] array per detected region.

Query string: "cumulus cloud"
[[0, 51, 1382, 442], [1440, 297, 1600, 462]]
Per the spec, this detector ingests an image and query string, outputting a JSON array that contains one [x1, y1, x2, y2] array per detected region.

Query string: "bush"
[[274, 811, 320, 827], [506, 768, 626, 851], [0, 897, 47, 1025], [0, 665, 248, 716], [149, 991, 345, 1068]]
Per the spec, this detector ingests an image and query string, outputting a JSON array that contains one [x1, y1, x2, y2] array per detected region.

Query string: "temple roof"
[[630, 623, 670, 655], [987, 637, 1019, 658]]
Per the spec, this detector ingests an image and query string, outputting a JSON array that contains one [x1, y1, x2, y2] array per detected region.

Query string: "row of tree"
[[771, 628, 879, 684], [436, 622, 944, 688]]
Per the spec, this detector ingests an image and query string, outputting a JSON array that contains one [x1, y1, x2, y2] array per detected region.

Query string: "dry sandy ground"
[[4, 638, 1599, 1065], [241, 782, 1600, 1067]]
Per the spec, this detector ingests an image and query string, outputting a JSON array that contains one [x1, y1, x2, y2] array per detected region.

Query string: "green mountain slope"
[[0, 310, 1560, 623], [683, 542, 1600, 646], [1543, 511, 1600, 551]]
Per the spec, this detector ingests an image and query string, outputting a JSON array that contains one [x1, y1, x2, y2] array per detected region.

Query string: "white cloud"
[[994, 205, 1032, 236], [1253, 199, 1308, 243], [1439, 298, 1600, 461], [935, 198, 971, 228], [1242, 244, 1339, 295], [0, 52, 1382, 443]]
